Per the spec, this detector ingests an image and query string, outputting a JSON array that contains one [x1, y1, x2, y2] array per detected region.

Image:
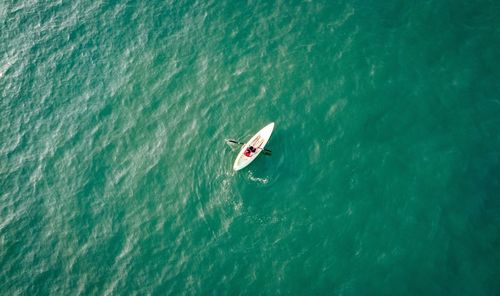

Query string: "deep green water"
[[1, 0, 499, 294]]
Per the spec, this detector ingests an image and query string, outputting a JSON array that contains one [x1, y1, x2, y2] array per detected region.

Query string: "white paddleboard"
[[233, 122, 275, 171]]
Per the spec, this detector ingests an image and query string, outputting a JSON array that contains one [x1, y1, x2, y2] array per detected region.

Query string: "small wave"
[[247, 171, 269, 184]]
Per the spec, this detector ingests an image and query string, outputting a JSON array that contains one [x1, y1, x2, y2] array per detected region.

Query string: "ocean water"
[[1, 0, 499, 294]]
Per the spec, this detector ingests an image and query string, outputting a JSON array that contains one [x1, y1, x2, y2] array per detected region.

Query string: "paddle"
[[225, 139, 272, 155]]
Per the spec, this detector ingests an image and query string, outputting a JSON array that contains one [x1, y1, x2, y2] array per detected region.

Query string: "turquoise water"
[[1, 0, 499, 294]]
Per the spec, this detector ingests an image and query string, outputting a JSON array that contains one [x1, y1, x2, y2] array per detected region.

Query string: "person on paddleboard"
[[244, 146, 257, 157]]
